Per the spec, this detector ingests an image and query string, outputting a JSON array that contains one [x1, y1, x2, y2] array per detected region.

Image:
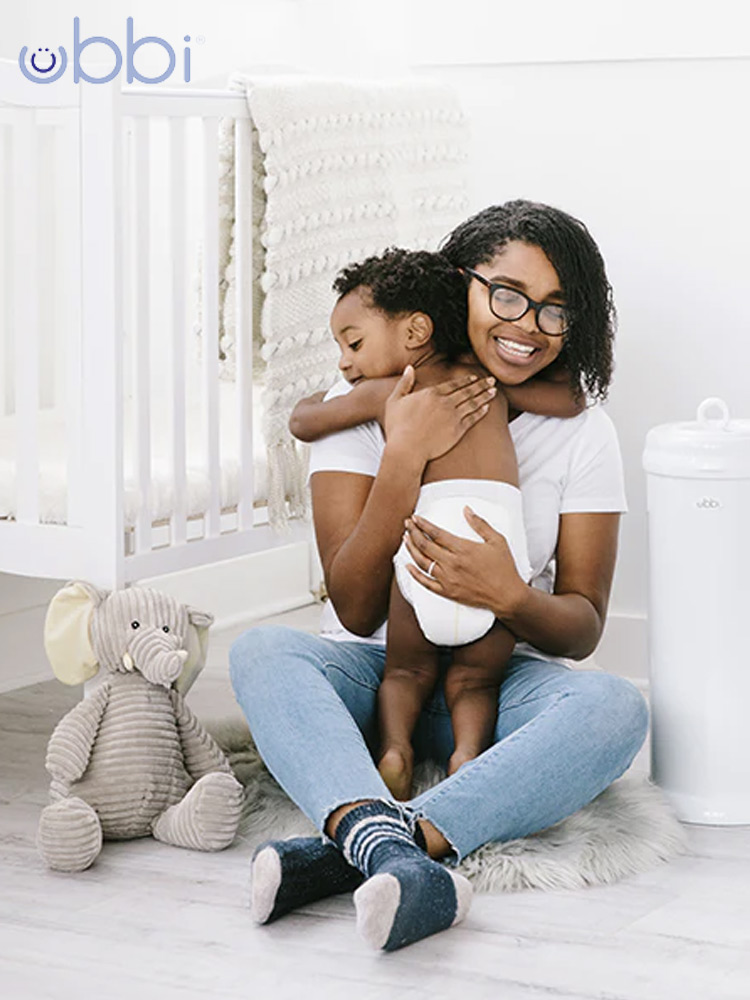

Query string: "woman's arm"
[[312, 455, 422, 635], [402, 509, 619, 660], [503, 369, 585, 418], [311, 370, 497, 635], [289, 378, 398, 442], [500, 512, 618, 657]]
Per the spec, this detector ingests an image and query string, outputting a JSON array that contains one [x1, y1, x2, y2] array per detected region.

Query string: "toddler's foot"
[[378, 746, 413, 801], [250, 836, 364, 924], [335, 800, 472, 952], [447, 746, 481, 776]]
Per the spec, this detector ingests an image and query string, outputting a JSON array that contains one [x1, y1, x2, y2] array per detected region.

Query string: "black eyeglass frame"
[[462, 267, 570, 337]]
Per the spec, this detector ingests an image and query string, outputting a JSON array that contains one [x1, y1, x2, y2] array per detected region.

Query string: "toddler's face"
[[331, 289, 411, 385]]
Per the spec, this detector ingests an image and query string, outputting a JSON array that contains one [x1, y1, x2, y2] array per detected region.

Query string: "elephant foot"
[[37, 798, 103, 872], [152, 772, 244, 852]]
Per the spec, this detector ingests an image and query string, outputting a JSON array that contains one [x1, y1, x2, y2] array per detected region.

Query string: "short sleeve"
[[307, 379, 385, 480], [559, 407, 628, 514]]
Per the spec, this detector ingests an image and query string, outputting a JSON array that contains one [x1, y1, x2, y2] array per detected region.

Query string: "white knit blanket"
[[201, 76, 470, 528]]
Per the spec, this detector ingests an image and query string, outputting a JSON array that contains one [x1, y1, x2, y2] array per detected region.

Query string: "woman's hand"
[[403, 507, 528, 621], [384, 366, 497, 465]]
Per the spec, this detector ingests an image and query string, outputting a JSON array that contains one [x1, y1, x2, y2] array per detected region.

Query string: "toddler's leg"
[[379, 579, 440, 800], [444, 622, 515, 775]]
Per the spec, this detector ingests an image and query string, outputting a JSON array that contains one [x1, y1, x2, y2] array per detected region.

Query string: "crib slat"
[[169, 118, 188, 546], [235, 116, 255, 529], [11, 109, 40, 524], [133, 117, 152, 552], [78, 76, 125, 586], [59, 110, 84, 527], [202, 116, 221, 538], [52, 111, 79, 413], [37, 125, 55, 411]]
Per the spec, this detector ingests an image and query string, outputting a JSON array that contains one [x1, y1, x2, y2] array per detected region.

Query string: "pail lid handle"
[[696, 397, 730, 428]]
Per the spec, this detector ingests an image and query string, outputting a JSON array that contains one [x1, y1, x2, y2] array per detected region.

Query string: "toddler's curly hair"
[[332, 248, 468, 361]]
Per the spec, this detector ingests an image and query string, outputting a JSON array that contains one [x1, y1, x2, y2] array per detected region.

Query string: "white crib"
[[0, 61, 311, 590]]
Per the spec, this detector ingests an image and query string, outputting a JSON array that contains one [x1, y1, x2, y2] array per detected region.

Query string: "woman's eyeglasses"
[[463, 267, 569, 336]]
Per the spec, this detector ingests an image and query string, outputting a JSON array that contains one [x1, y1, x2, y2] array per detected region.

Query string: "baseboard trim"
[[137, 540, 317, 630], [0, 601, 54, 693]]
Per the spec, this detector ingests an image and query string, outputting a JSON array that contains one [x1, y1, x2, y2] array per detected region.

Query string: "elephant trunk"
[[125, 628, 188, 687]]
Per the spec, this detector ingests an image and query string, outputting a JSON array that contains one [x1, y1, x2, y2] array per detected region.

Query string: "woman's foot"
[[250, 836, 363, 924], [354, 864, 472, 951], [334, 800, 472, 952], [378, 745, 414, 800]]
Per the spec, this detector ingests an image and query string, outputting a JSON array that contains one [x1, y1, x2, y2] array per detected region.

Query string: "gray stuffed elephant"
[[37, 581, 244, 872]]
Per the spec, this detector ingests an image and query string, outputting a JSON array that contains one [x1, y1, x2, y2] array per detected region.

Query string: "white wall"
[[409, 0, 750, 64]]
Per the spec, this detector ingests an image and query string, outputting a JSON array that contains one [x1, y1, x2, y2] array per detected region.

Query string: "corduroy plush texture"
[[209, 719, 688, 894], [195, 75, 470, 527], [37, 583, 244, 872]]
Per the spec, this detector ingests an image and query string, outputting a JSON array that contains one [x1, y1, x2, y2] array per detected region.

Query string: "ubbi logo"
[[19, 17, 194, 85]]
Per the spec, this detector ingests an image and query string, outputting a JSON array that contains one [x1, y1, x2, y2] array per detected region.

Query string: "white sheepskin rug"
[[209, 719, 688, 893]]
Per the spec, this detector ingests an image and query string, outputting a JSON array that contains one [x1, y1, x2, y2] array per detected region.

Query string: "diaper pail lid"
[[643, 398, 750, 479]]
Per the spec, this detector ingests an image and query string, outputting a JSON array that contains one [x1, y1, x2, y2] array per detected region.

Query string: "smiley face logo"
[[18, 45, 68, 83]]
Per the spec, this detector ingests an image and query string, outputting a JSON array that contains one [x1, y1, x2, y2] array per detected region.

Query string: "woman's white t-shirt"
[[308, 380, 627, 661]]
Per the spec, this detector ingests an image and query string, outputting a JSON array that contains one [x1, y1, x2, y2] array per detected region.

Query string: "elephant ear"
[[44, 581, 108, 685], [175, 605, 214, 694]]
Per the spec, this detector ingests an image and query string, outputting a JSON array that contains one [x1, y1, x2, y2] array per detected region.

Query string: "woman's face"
[[466, 241, 565, 384]]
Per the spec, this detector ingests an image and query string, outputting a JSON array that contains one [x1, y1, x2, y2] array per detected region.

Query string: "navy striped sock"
[[250, 836, 364, 924], [333, 801, 472, 951]]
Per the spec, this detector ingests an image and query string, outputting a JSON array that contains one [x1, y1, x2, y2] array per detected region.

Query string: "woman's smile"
[[491, 330, 543, 365]]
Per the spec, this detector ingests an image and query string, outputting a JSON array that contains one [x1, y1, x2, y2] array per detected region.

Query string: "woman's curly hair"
[[332, 248, 469, 361], [440, 200, 616, 401]]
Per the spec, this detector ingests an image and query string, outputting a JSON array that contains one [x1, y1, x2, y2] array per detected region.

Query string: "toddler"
[[290, 249, 582, 799]]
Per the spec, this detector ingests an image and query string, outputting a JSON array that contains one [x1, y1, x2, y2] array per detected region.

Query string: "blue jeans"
[[229, 625, 649, 862]]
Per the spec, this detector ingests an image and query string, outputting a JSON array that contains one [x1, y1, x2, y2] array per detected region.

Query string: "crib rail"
[[0, 69, 304, 588]]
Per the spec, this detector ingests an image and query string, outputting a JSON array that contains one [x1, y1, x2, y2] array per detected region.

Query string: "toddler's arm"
[[289, 377, 399, 442], [503, 366, 585, 418]]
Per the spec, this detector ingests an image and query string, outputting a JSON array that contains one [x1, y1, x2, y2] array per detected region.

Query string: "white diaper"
[[393, 479, 532, 647]]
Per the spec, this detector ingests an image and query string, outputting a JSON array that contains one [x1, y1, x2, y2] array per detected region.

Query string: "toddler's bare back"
[[413, 358, 518, 488]]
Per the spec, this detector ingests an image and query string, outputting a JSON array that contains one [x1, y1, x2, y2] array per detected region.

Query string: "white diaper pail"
[[643, 398, 750, 824]]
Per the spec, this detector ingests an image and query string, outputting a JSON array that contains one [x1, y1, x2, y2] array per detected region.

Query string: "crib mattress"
[[0, 381, 269, 528]]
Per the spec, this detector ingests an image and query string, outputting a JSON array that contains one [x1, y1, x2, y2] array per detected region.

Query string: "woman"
[[230, 200, 649, 953]]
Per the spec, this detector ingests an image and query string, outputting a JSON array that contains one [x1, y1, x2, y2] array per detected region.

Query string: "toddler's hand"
[[384, 367, 496, 465]]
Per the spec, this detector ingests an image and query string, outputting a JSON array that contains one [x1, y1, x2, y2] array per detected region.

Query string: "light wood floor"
[[2, 603, 750, 1000]]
